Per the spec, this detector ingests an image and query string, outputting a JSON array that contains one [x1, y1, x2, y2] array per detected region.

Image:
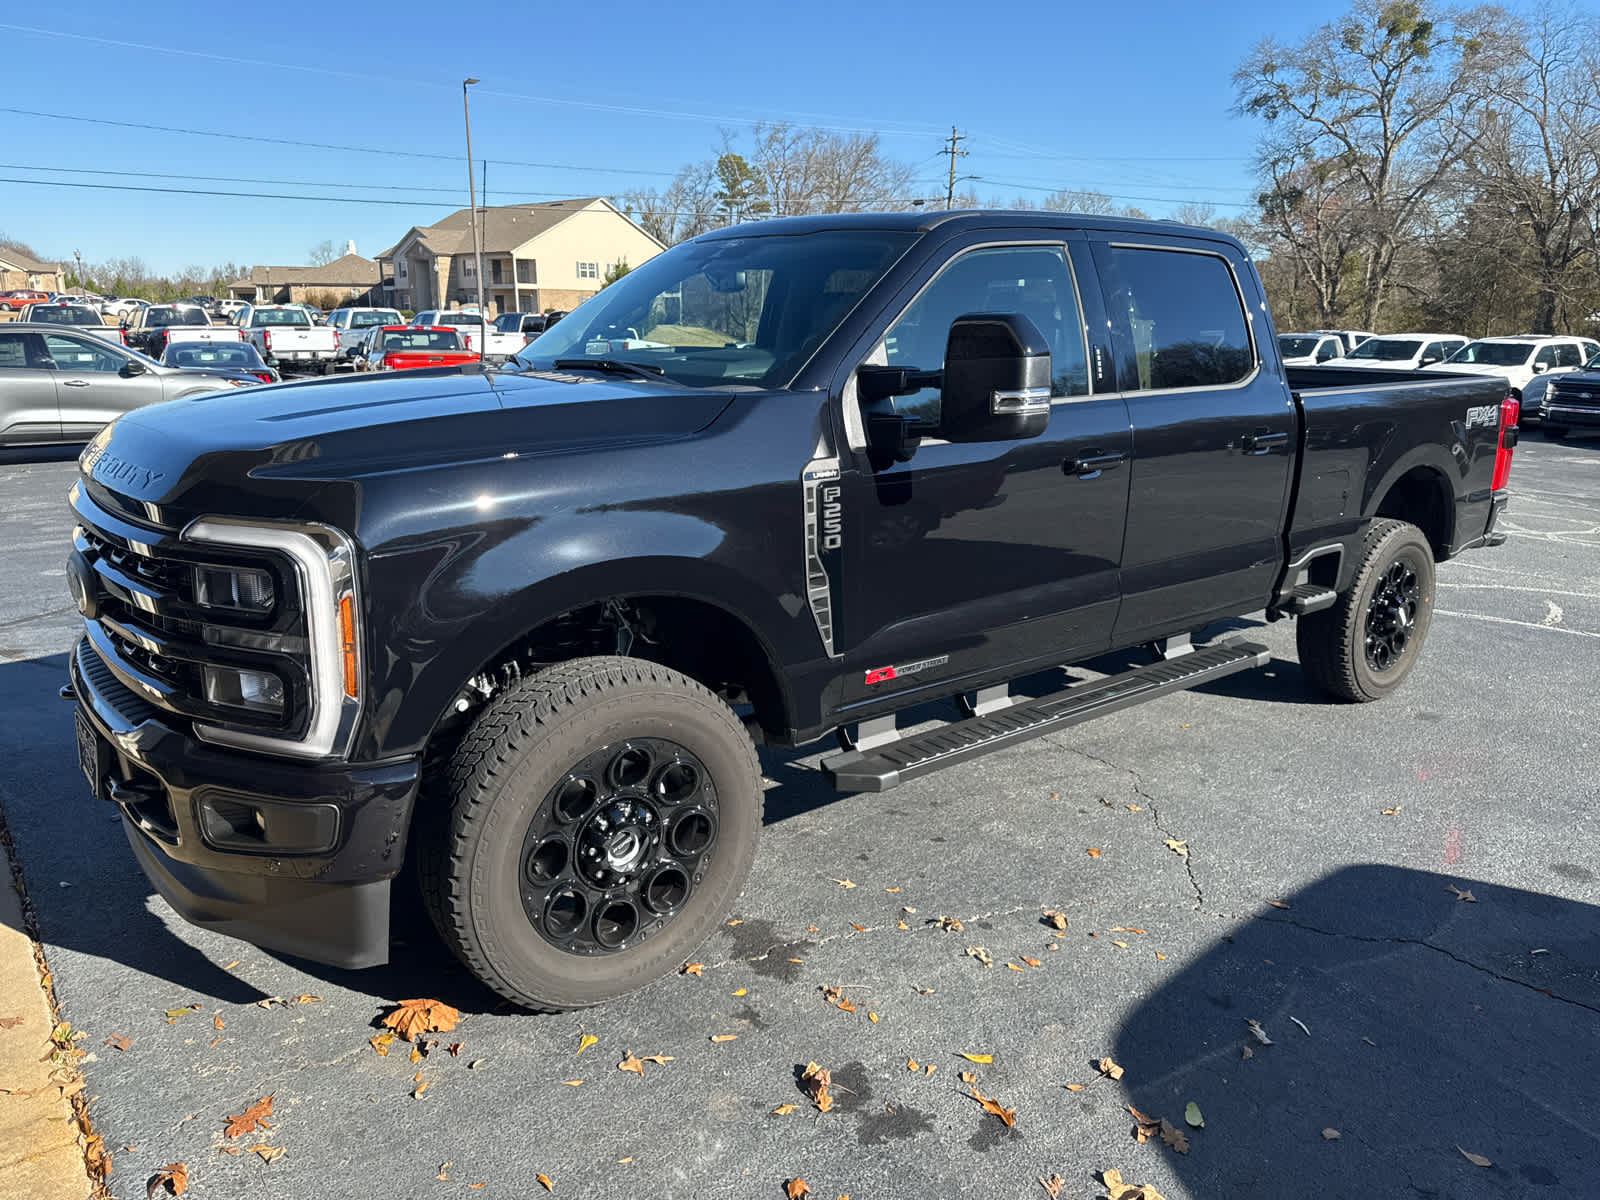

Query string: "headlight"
[[194, 564, 275, 612], [203, 665, 286, 716]]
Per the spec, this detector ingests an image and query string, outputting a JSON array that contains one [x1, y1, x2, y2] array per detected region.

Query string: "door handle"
[[61, 379, 91, 388], [1063, 451, 1127, 478], [1241, 431, 1288, 454]]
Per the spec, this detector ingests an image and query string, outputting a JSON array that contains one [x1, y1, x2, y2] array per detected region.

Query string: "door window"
[[0, 330, 34, 369], [1554, 342, 1582, 368], [876, 244, 1088, 424], [1096, 245, 1253, 391], [43, 334, 122, 372], [1534, 345, 1559, 368]]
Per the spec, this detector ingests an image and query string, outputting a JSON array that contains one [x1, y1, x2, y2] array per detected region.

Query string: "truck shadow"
[[1112, 864, 1600, 1197]]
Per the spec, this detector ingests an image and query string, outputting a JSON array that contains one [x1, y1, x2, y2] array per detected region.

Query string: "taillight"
[[262, 330, 272, 351], [1491, 395, 1519, 490], [254, 372, 273, 383], [235, 329, 245, 341]]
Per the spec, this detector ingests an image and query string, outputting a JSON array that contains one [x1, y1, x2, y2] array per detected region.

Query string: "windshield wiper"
[[551, 357, 666, 379]]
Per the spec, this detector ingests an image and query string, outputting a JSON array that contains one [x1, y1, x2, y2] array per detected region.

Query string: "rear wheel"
[[418, 657, 761, 1011], [1296, 519, 1435, 703]]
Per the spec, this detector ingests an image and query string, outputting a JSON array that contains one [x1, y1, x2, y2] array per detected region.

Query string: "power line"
[[0, 161, 467, 194]]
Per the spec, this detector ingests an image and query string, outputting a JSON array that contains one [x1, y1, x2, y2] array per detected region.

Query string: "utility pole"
[[462, 78, 487, 353], [940, 126, 968, 210]]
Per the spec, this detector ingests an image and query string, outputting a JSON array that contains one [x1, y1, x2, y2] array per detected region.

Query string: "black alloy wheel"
[[1363, 558, 1420, 673]]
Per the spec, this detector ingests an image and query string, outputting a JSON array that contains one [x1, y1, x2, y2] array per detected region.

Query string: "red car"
[[356, 325, 479, 371], [0, 289, 49, 311]]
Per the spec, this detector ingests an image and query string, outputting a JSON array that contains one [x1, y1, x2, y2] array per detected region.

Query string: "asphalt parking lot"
[[0, 434, 1596, 1200]]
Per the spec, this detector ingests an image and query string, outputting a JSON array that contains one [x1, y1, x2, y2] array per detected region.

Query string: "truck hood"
[[81, 368, 736, 521]]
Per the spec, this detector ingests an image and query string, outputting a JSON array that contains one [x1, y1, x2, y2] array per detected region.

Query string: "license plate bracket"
[[75, 709, 109, 801]]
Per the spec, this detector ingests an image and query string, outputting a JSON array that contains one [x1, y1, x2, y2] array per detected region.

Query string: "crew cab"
[[234, 304, 341, 373], [324, 307, 404, 358], [352, 325, 477, 372], [494, 311, 548, 341], [64, 212, 1517, 1014], [1423, 334, 1599, 400], [411, 309, 523, 363], [121, 304, 243, 358]]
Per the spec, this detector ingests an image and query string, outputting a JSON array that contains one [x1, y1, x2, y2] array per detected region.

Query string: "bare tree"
[[747, 123, 916, 215], [307, 240, 339, 266], [1236, 0, 1514, 327], [617, 161, 720, 245]]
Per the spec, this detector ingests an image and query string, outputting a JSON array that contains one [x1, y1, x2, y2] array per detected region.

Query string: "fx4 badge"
[[1464, 404, 1499, 429]]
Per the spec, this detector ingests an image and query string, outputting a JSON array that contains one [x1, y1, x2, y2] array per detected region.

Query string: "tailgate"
[[166, 326, 236, 344]]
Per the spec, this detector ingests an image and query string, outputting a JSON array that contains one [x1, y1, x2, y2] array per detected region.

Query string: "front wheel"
[[418, 657, 762, 1011], [1296, 519, 1435, 703]]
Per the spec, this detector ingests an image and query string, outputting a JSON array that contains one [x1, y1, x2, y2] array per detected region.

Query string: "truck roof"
[[693, 209, 1248, 251]]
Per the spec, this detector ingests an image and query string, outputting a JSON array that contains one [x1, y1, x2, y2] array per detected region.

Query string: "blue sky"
[[3, 1, 1379, 274]]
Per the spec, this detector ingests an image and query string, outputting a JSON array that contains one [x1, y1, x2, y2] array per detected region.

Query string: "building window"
[[464, 259, 476, 278], [577, 261, 599, 280], [491, 260, 503, 284], [516, 259, 533, 284], [398, 259, 408, 279]]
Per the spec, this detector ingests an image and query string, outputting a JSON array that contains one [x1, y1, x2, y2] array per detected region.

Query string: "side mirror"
[[1531, 361, 1548, 373], [939, 313, 1052, 443], [1418, 354, 1440, 366], [119, 359, 147, 377]]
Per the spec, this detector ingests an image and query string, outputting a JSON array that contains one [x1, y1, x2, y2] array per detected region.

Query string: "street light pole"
[[72, 249, 83, 297], [463, 77, 487, 362]]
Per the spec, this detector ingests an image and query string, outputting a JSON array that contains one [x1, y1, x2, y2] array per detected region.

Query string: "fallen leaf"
[[959, 1071, 975, 1082], [1100, 1166, 1168, 1200], [732, 988, 748, 996], [1381, 805, 1402, 816], [1066, 1083, 1085, 1092], [1021, 956, 1043, 967], [222, 960, 240, 970], [1164, 839, 1189, 857], [577, 1033, 598, 1055], [906, 1057, 919, 1072], [901, 905, 916, 913], [408, 1045, 422, 1064], [965, 945, 993, 967], [254, 997, 285, 1010], [958, 1052, 993, 1064], [1265, 900, 1290, 910], [561, 1079, 582, 1086], [146, 1161, 188, 1197], [104, 1033, 130, 1052], [207, 1037, 222, 1050], [1245, 1019, 1273, 1045], [1042, 910, 1068, 931], [1086, 847, 1103, 858], [437, 1161, 452, 1180], [1125, 803, 1142, 812], [800, 1061, 834, 1112], [368, 1033, 395, 1056], [1128, 1105, 1161, 1143], [468, 1058, 487, 1070], [0, 1015, 21, 1030], [246, 1144, 285, 1164], [785, 1180, 811, 1199], [772, 1103, 798, 1115], [829, 878, 857, 889], [380, 998, 459, 1041], [618, 1053, 644, 1076], [896, 919, 909, 930], [1457, 1146, 1492, 1167], [1110, 927, 1146, 935], [469, 1183, 486, 1190], [447, 1042, 464, 1057], [1155, 952, 1167, 961], [1184, 1101, 1204, 1128], [290, 994, 321, 1005], [1112, 941, 1129, 949], [1159, 1118, 1189, 1153], [868, 1012, 880, 1023], [222, 1095, 273, 1140], [1007, 962, 1024, 971], [924, 1063, 936, 1076], [848, 922, 867, 932], [1448, 885, 1477, 903], [967, 1086, 1016, 1127], [788, 957, 804, 964], [536, 1172, 553, 1192], [726, 918, 743, 926], [411, 1080, 428, 1098], [212, 1015, 224, 1031], [886, 886, 901, 893], [1241, 1046, 1253, 1059], [1040, 1174, 1065, 1198], [681, 962, 705, 977], [1096, 1056, 1125, 1080], [1322, 1128, 1340, 1140], [710, 1034, 738, 1043], [934, 916, 965, 932], [163, 1007, 197, 1020]]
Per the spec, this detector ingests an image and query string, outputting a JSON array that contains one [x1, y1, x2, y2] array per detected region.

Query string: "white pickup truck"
[[235, 304, 342, 373], [411, 309, 523, 364], [121, 304, 245, 358], [325, 307, 404, 359]]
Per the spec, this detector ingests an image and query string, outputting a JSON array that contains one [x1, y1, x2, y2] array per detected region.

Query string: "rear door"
[[0, 329, 61, 444], [1087, 234, 1294, 642], [42, 331, 163, 440]]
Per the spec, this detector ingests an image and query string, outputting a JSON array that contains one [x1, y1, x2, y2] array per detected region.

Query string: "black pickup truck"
[[64, 212, 1518, 1010]]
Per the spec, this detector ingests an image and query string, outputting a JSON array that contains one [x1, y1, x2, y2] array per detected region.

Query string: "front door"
[[834, 240, 1132, 710], [42, 332, 164, 441], [1087, 236, 1294, 643], [0, 329, 62, 444]]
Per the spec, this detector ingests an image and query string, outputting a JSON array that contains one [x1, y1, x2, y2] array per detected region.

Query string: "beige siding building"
[[226, 250, 381, 304], [376, 198, 664, 315], [0, 249, 61, 293]]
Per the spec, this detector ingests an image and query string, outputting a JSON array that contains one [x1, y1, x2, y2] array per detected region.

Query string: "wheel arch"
[[1366, 457, 1455, 562]]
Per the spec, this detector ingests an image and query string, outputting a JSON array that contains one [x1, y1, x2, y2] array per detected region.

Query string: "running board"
[[822, 640, 1271, 793], [1272, 583, 1338, 616]]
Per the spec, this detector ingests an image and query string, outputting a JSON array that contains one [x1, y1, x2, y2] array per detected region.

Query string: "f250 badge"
[[1465, 404, 1499, 428]]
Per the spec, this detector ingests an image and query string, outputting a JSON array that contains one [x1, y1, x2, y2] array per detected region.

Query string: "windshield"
[[1278, 336, 1322, 357], [148, 306, 209, 327], [1446, 341, 1534, 366], [254, 309, 310, 326], [1346, 337, 1422, 361], [384, 329, 462, 352], [350, 310, 401, 328], [33, 306, 102, 325], [167, 344, 262, 368], [514, 229, 918, 387], [431, 312, 484, 326]]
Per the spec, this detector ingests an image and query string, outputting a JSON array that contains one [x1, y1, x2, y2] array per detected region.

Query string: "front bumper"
[[70, 635, 419, 968], [1542, 402, 1600, 430]]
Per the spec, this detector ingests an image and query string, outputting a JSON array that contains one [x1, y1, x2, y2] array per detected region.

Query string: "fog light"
[[203, 665, 285, 715], [194, 565, 275, 612]]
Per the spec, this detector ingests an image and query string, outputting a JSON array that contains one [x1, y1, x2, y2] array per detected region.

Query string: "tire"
[[1296, 518, 1435, 703], [417, 656, 761, 1011], [1545, 426, 1567, 440]]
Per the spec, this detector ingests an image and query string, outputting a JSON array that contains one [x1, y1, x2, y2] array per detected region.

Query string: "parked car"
[[410, 309, 523, 362], [1278, 332, 1346, 365], [352, 325, 478, 372], [494, 311, 548, 341], [158, 339, 280, 384], [97, 296, 144, 319], [216, 298, 249, 319], [235, 304, 341, 372], [121, 304, 244, 357], [1312, 328, 1375, 355], [16, 303, 125, 345], [325, 307, 405, 358], [1329, 333, 1469, 372], [1422, 334, 1600, 399], [64, 210, 1519, 1010], [1526, 349, 1600, 436], [0, 289, 49, 312], [0, 323, 253, 445]]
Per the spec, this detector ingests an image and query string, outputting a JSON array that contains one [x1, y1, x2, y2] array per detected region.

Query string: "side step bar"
[[1272, 583, 1338, 616], [822, 640, 1270, 793]]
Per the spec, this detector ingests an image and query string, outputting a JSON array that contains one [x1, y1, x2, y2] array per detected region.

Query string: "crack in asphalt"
[[1056, 742, 1206, 910], [0, 603, 75, 631], [1255, 913, 1600, 1017]]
